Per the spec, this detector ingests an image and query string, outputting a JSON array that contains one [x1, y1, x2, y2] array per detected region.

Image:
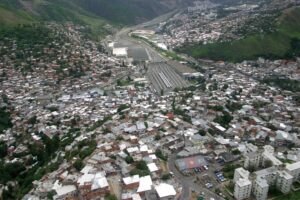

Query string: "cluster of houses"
[[21, 52, 300, 199], [160, 0, 300, 49], [1, 12, 300, 200]]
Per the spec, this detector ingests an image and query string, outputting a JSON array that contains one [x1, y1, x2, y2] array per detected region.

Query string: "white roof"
[[137, 176, 152, 192], [55, 185, 77, 196], [127, 147, 139, 153], [52, 180, 62, 190], [286, 161, 300, 171], [80, 165, 93, 174], [149, 154, 157, 160], [147, 163, 159, 172], [236, 178, 252, 187], [132, 193, 142, 200], [123, 175, 140, 185], [91, 177, 109, 190], [113, 48, 127, 56], [216, 125, 226, 132], [262, 152, 282, 166], [77, 174, 94, 186], [236, 168, 250, 179], [140, 145, 149, 152], [155, 183, 176, 198], [108, 42, 114, 48]]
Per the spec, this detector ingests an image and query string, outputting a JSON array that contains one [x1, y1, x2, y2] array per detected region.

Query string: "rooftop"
[[155, 183, 176, 198]]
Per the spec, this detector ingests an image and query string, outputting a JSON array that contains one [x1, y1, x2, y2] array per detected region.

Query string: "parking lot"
[[173, 155, 237, 200]]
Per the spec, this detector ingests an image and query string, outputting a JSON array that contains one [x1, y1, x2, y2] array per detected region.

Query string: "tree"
[[161, 173, 171, 180], [136, 160, 148, 171], [0, 142, 8, 158], [154, 134, 161, 140], [117, 104, 129, 113], [231, 149, 241, 155], [28, 115, 38, 125], [213, 111, 233, 128], [0, 107, 12, 134], [105, 194, 118, 200], [155, 149, 168, 161], [109, 155, 117, 160], [125, 156, 134, 164], [198, 129, 206, 136], [73, 159, 83, 171], [160, 89, 164, 96], [264, 159, 273, 168], [222, 84, 228, 90], [265, 136, 270, 142], [247, 164, 256, 173], [116, 135, 123, 141]]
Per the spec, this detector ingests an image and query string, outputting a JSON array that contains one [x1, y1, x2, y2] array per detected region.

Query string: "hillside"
[[0, 0, 190, 30], [0, 0, 112, 39], [0, 0, 193, 39], [178, 6, 300, 62], [73, 0, 170, 25]]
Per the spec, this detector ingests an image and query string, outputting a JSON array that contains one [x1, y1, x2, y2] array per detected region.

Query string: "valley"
[[0, 1, 300, 200]]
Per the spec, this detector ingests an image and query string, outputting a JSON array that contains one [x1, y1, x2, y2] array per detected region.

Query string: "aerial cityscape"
[[0, 0, 300, 200]]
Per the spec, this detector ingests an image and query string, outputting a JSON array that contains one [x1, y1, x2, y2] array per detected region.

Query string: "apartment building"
[[285, 161, 300, 181], [234, 168, 250, 183], [234, 178, 252, 200], [244, 152, 261, 169], [276, 171, 293, 194], [253, 177, 269, 200]]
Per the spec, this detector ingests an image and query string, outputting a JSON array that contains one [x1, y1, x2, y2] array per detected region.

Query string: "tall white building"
[[261, 147, 282, 167], [254, 167, 278, 185], [253, 177, 269, 200], [234, 168, 250, 183], [285, 161, 300, 181], [234, 178, 252, 200], [276, 171, 293, 194], [244, 152, 261, 169]]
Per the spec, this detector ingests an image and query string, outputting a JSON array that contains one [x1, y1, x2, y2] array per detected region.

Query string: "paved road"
[[168, 154, 225, 200], [113, 12, 189, 95]]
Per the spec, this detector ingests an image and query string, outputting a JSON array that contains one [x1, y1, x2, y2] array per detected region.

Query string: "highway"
[[113, 11, 189, 95]]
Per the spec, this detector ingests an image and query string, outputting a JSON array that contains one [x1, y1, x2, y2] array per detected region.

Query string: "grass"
[[0, 4, 36, 27], [178, 6, 300, 62], [273, 190, 300, 200]]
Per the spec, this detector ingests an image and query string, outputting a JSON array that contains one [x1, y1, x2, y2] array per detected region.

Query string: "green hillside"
[[178, 6, 300, 62], [0, 4, 36, 27], [0, 0, 183, 26], [0, 0, 110, 39], [73, 0, 171, 25], [0, 0, 186, 39]]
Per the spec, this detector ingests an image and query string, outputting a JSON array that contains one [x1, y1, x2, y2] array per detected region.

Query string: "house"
[[155, 183, 176, 200]]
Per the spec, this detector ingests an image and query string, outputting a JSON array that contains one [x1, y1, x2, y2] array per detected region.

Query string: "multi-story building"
[[285, 161, 300, 182], [244, 152, 261, 169], [234, 168, 250, 183], [234, 178, 252, 200], [253, 177, 269, 200], [254, 167, 278, 185], [276, 171, 293, 194], [261, 148, 282, 167]]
